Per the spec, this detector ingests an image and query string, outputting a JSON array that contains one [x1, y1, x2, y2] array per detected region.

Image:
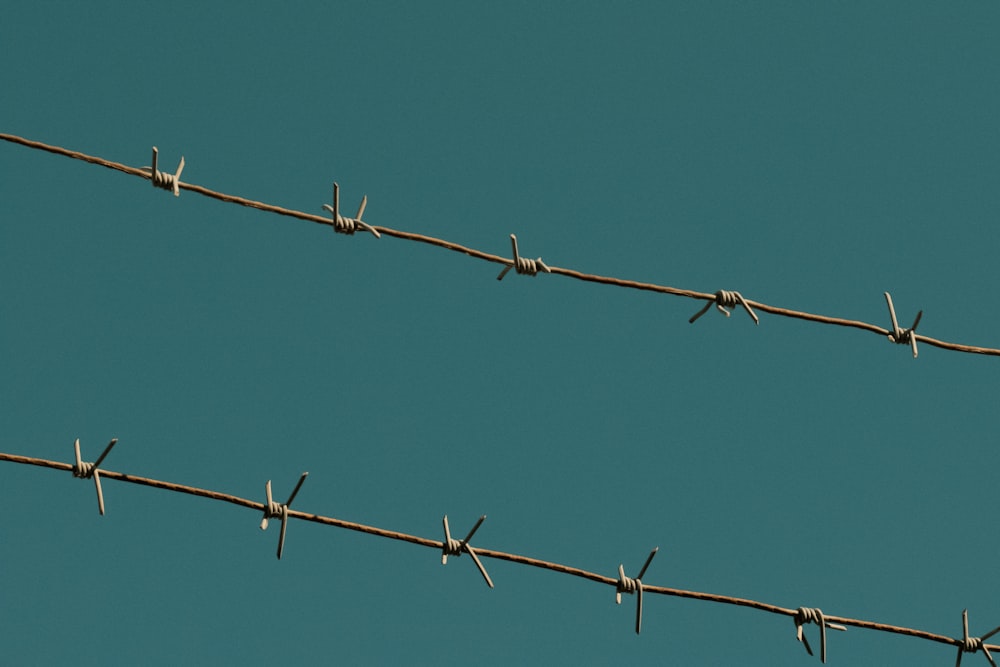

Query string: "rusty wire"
[[2, 131, 998, 357]]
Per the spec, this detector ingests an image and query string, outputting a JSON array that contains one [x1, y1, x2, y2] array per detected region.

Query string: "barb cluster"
[[497, 234, 550, 280], [144, 146, 185, 196], [260, 472, 309, 559], [71, 437, 119, 515], [615, 547, 658, 635], [794, 606, 847, 663], [322, 182, 380, 238], [689, 289, 759, 325], [441, 514, 493, 588]]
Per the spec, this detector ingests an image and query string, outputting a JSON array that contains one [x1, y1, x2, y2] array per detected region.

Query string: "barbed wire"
[[2, 131, 998, 358], [4, 131, 999, 660], [2, 446, 998, 664]]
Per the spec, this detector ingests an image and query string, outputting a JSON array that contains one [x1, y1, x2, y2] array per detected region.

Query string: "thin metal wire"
[[0, 449, 994, 659], [2, 132, 998, 357]]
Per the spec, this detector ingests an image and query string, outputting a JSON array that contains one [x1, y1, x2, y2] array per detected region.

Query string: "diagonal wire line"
[[2, 131, 998, 357], [4, 134, 997, 657], [0, 449, 991, 659]]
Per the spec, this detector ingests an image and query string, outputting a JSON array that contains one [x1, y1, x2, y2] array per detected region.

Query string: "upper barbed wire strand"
[[1, 131, 997, 358]]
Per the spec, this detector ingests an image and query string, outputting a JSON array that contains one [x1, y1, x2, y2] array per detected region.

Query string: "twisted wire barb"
[[2, 132, 998, 357], [71, 437, 118, 515], [143, 146, 185, 196], [795, 606, 848, 663], [497, 234, 551, 280], [441, 514, 494, 587], [689, 289, 759, 325], [1, 448, 995, 660], [957, 609, 1000, 667], [260, 472, 309, 559], [615, 547, 658, 634]]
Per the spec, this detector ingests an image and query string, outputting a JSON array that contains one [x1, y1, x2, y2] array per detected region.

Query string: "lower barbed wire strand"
[[0, 449, 994, 655]]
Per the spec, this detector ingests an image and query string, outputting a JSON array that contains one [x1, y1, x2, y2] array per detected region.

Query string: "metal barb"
[[794, 607, 847, 663], [615, 547, 658, 635], [497, 234, 550, 280], [956, 609, 1000, 667], [440, 515, 493, 588], [689, 290, 759, 325], [71, 437, 119, 515], [883, 292, 922, 358], [322, 182, 380, 238], [259, 472, 309, 560], [147, 146, 185, 196]]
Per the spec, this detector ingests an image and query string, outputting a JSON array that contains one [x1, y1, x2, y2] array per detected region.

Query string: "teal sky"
[[3, 3, 1000, 665]]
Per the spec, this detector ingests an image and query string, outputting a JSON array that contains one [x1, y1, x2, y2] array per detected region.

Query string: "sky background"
[[2, 3, 1000, 665]]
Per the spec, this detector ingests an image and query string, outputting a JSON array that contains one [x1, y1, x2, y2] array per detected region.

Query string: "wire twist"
[[884, 292, 923, 358], [513, 255, 545, 276], [442, 534, 463, 557], [497, 234, 550, 280], [321, 182, 380, 238], [962, 638, 987, 656], [70, 437, 118, 515], [615, 547, 658, 635], [262, 497, 286, 521], [616, 571, 641, 595], [145, 146, 185, 197], [71, 460, 96, 478], [333, 216, 363, 235], [259, 472, 308, 560], [794, 606, 847, 663], [440, 515, 494, 588], [689, 289, 759, 325]]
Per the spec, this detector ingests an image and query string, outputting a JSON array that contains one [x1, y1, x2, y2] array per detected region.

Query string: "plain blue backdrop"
[[3, 3, 1000, 665]]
